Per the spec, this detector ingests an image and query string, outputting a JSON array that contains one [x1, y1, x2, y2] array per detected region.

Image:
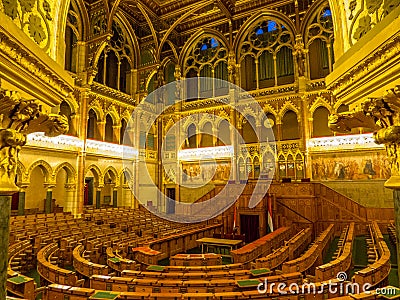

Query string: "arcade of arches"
[[1, 0, 400, 297]]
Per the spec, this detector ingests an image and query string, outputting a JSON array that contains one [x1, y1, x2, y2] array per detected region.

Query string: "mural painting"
[[311, 152, 391, 181]]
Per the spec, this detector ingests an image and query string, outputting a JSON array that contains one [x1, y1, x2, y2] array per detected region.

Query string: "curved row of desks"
[[352, 222, 391, 287], [7, 241, 37, 299], [255, 227, 312, 270], [282, 224, 334, 273], [43, 279, 398, 299], [315, 223, 355, 282], [37, 243, 84, 286], [230, 227, 292, 264]]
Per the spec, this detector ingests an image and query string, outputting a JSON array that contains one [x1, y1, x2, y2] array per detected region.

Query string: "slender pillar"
[[0, 194, 12, 299], [44, 185, 55, 214], [113, 189, 118, 208], [17, 185, 28, 216], [229, 106, 238, 183], [77, 88, 89, 217], [394, 190, 400, 285], [96, 188, 101, 209]]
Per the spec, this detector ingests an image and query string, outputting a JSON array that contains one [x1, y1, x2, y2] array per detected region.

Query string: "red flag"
[[233, 204, 237, 231], [267, 194, 274, 233]]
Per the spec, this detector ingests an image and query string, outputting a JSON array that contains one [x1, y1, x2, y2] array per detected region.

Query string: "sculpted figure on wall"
[[0, 89, 69, 193]]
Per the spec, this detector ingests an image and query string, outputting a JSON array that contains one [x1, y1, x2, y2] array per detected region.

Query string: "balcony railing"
[[26, 133, 138, 158], [307, 134, 384, 152]]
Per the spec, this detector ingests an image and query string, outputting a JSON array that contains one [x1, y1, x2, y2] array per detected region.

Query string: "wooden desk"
[[236, 279, 261, 288], [89, 291, 120, 299], [196, 238, 242, 257], [249, 268, 271, 277]]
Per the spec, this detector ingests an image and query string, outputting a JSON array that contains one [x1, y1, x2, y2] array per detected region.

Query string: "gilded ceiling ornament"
[[366, 0, 383, 14], [28, 14, 46, 44], [19, 0, 35, 13], [2, 0, 18, 19], [349, 0, 357, 20], [43, 0, 52, 20], [353, 15, 373, 41], [382, 0, 400, 16]]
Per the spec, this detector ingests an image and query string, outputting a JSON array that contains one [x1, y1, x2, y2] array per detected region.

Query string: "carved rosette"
[[0, 89, 68, 194]]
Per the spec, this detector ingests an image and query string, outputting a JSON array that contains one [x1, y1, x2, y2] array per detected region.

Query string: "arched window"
[[313, 107, 332, 137], [200, 122, 213, 148], [187, 124, 197, 148], [105, 115, 114, 143], [65, 26, 77, 72], [120, 119, 127, 145], [282, 110, 299, 140], [184, 36, 228, 100], [218, 119, 231, 145], [59, 101, 74, 135], [164, 62, 176, 104], [240, 55, 256, 90], [64, 2, 82, 73], [146, 126, 155, 150], [94, 21, 133, 94], [239, 18, 295, 90], [262, 113, 277, 142], [242, 115, 258, 144], [306, 6, 334, 80], [87, 109, 99, 139]]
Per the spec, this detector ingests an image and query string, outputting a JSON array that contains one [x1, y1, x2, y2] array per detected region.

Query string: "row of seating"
[[254, 227, 312, 270], [37, 243, 83, 287], [387, 223, 397, 247], [107, 247, 139, 272], [73, 244, 110, 277], [230, 227, 292, 264], [7, 241, 37, 299], [282, 224, 334, 273], [352, 222, 391, 287], [170, 253, 222, 267], [315, 223, 354, 282], [43, 277, 394, 299]]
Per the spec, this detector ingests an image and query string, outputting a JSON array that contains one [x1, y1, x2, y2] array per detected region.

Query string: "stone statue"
[[0, 90, 69, 192]]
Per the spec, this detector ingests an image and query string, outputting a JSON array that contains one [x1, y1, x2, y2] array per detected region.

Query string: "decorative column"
[[230, 104, 239, 183], [0, 90, 68, 299], [112, 186, 118, 208], [95, 187, 102, 209], [328, 86, 400, 285], [301, 95, 311, 179], [64, 183, 77, 215], [76, 88, 90, 217], [227, 51, 237, 85], [17, 184, 29, 216], [44, 184, 55, 214]]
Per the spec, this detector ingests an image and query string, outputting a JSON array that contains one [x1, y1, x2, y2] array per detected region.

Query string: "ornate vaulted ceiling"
[[83, 0, 315, 41]]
